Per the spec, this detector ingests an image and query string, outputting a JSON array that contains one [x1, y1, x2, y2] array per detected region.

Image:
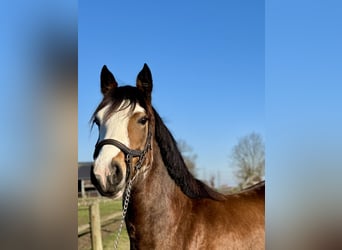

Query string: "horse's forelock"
[[91, 86, 149, 124]]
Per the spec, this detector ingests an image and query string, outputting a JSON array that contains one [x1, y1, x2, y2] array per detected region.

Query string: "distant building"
[[78, 162, 99, 197]]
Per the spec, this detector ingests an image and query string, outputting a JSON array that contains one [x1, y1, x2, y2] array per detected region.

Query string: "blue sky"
[[78, 1, 264, 186]]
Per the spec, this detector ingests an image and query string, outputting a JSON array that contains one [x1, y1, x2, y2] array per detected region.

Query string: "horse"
[[90, 64, 265, 249]]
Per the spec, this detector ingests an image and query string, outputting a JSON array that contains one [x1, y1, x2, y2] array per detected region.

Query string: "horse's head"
[[90, 64, 154, 198]]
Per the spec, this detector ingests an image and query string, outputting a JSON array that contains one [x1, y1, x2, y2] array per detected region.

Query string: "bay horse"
[[90, 64, 265, 249]]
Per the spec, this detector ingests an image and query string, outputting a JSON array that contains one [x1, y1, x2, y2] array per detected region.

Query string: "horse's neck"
[[130, 143, 187, 212], [125, 143, 188, 245]]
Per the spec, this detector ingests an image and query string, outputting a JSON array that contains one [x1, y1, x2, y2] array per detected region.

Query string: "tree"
[[177, 139, 197, 176], [230, 132, 265, 187]]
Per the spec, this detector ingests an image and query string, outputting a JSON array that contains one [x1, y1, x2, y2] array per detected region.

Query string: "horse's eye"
[[138, 117, 148, 125]]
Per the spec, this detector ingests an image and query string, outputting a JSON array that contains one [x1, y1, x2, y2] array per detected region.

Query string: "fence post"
[[89, 201, 103, 250]]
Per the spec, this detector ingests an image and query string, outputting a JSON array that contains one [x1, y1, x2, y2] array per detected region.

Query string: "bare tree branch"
[[230, 132, 265, 187]]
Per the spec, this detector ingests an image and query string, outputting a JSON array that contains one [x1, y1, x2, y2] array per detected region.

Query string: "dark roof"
[[78, 162, 93, 180]]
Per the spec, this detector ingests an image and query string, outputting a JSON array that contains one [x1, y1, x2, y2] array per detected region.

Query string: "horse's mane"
[[153, 108, 226, 201]]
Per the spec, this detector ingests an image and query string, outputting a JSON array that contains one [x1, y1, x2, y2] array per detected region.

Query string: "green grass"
[[103, 227, 130, 250], [78, 199, 122, 224], [78, 198, 130, 249], [100, 199, 122, 215], [78, 206, 90, 226]]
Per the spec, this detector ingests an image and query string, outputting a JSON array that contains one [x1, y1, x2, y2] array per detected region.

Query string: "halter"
[[93, 126, 152, 249], [93, 127, 152, 178]]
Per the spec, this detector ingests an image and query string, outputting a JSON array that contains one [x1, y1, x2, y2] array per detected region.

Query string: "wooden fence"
[[78, 200, 122, 250]]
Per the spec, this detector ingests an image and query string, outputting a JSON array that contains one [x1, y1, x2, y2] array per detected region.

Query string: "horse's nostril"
[[110, 162, 123, 185], [113, 164, 119, 175]]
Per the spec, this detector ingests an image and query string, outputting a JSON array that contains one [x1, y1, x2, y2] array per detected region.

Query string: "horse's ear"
[[100, 65, 118, 95], [136, 63, 153, 101]]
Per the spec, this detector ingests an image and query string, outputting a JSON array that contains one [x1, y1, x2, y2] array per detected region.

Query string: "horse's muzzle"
[[90, 165, 123, 197]]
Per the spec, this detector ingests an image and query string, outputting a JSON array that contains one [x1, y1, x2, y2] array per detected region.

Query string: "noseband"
[[93, 128, 152, 178]]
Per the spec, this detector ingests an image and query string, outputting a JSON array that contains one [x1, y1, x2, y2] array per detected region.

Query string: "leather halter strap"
[[93, 128, 152, 172], [93, 139, 143, 159]]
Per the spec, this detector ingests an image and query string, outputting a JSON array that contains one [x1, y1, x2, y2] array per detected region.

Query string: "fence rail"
[[78, 211, 122, 236], [78, 199, 122, 250]]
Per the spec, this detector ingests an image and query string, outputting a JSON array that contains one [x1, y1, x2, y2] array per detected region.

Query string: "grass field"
[[78, 198, 130, 250]]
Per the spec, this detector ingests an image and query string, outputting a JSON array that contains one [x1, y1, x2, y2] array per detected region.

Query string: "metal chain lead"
[[113, 131, 151, 249], [113, 169, 140, 249]]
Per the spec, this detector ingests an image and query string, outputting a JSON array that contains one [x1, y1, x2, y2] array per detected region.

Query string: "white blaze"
[[93, 101, 145, 188]]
